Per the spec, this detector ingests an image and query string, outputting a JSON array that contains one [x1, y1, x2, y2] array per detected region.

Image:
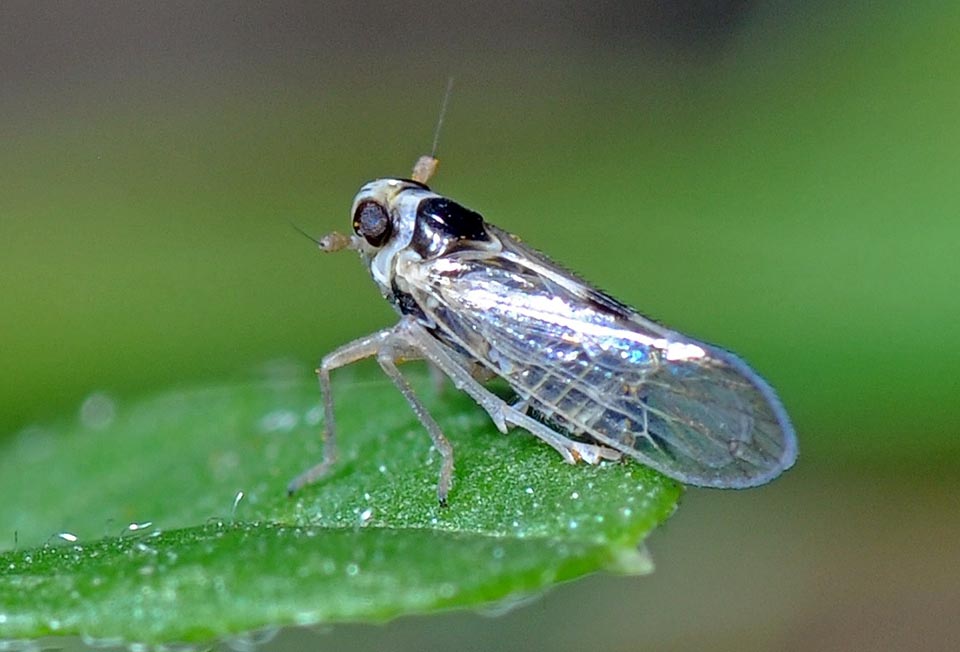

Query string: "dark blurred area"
[[1, 1, 756, 85], [2, 1, 959, 650]]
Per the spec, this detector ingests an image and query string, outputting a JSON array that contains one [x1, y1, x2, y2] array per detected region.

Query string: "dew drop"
[[259, 410, 298, 433], [79, 392, 116, 430], [305, 405, 323, 425], [439, 582, 456, 598]]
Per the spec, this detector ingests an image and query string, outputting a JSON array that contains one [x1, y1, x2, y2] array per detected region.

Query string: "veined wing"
[[413, 225, 797, 488]]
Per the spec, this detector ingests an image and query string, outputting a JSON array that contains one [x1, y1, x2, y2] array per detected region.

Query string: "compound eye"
[[352, 201, 392, 247]]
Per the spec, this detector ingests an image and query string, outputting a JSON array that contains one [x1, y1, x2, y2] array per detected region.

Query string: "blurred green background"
[[2, 1, 958, 650]]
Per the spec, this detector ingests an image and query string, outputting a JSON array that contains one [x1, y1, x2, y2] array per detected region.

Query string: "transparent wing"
[[412, 226, 797, 488]]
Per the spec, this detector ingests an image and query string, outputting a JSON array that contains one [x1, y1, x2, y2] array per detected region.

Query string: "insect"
[[288, 155, 797, 505]]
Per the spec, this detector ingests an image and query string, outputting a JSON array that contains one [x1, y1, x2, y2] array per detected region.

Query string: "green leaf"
[[0, 367, 681, 645]]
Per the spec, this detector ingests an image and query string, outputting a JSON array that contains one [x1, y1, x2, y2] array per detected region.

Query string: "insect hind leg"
[[500, 405, 622, 465], [394, 317, 621, 467]]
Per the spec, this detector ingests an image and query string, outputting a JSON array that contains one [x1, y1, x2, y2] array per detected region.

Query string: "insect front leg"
[[287, 329, 392, 496], [375, 341, 456, 506]]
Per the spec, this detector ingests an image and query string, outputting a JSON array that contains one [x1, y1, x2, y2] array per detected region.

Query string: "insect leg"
[[375, 342, 455, 506], [287, 329, 393, 496], [427, 359, 493, 394], [394, 318, 621, 466], [498, 404, 622, 465], [393, 317, 510, 433], [427, 361, 447, 395]]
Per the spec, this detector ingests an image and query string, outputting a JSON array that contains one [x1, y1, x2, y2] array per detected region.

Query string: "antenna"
[[289, 222, 354, 253], [412, 76, 455, 185], [289, 221, 324, 247], [431, 76, 455, 159]]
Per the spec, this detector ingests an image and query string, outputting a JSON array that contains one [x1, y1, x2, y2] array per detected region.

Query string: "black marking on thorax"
[[410, 197, 490, 259]]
